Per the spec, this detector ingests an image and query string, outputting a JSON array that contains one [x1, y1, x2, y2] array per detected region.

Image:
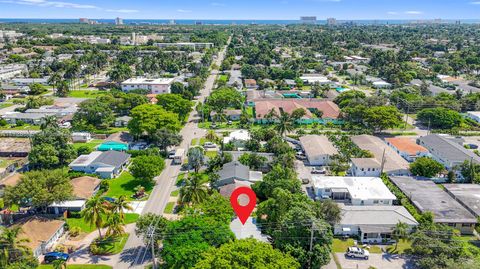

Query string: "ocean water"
[[0, 18, 479, 25]]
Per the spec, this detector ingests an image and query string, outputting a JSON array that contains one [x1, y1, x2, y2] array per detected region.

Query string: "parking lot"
[[335, 253, 416, 269]]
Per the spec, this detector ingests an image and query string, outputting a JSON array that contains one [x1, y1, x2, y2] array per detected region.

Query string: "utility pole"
[[308, 219, 315, 269], [380, 148, 386, 174], [147, 226, 157, 269]]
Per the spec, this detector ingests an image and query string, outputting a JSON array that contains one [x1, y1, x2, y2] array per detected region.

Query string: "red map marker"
[[230, 186, 256, 225]]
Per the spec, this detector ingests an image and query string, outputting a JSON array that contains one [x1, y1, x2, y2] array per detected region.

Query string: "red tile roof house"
[[253, 99, 342, 124], [385, 137, 430, 162]]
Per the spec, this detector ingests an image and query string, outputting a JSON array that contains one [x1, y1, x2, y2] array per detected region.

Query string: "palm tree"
[[55, 80, 70, 97], [105, 213, 125, 237], [274, 111, 295, 137], [82, 196, 108, 239], [392, 221, 409, 250], [40, 115, 58, 130], [0, 226, 30, 266], [205, 130, 219, 143], [187, 146, 205, 173], [110, 195, 133, 222], [179, 173, 208, 206], [48, 72, 62, 94]]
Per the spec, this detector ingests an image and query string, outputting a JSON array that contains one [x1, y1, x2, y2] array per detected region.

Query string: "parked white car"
[[203, 142, 217, 149], [346, 247, 369, 260], [311, 167, 327, 174]]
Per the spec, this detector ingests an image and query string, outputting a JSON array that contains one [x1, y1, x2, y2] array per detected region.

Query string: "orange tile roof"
[[385, 137, 428, 155], [254, 99, 341, 119]]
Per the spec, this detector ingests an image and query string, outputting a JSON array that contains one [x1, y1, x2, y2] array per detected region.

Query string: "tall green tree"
[[157, 94, 193, 121], [410, 157, 444, 178], [194, 238, 300, 269], [82, 196, 108, 239], [128, 104, 181, 138], [392, 221, 409, 250], [130, 155, 165, 183], [4, 169, 73, 211], [188, 146, 205, 173], [179, 173, 208, 206]]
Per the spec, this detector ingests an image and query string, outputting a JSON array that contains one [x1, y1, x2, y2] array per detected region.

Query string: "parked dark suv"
[[44, 252, 69, 264]]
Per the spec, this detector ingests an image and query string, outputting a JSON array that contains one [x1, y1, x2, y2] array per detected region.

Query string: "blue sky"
[[0, 0, 479, 20]]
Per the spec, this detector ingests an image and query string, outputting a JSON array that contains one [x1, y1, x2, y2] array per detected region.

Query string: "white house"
[[299, 74, 331, 85], [121, 77, 175, 94], [299, 135, 338, 166], [350, 158, 381, 177], [334, 205, 418, 244], [223, 130, 251, 148], [312, 176, 396, 206], [17, 216, 65, 257], [72, 132, 92, 143], [69, 151, 130, 178]]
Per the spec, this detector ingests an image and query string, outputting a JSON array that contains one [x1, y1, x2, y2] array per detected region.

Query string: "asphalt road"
[[114, 37, 231, 269]]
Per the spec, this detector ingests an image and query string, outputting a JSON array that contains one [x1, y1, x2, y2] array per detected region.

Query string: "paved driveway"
[[335, 253, 416, 269]]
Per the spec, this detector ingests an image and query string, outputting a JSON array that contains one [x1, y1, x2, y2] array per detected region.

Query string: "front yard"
[[90, 233, 129, 255], [106, 172, 154, 201], [66, 213, 139, 233], [332, 238, 382, 254], [72, 139, 104, 151]]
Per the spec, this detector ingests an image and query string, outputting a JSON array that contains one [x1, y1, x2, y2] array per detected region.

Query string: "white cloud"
[[211, 2, 225, 7], [471, 1, 480, 4], [106, 9, 139, 13], [177, 9, 192, 13], [405, 10, 423, 15], [0, 0, 98, 8], [387, 11, 398, 15]]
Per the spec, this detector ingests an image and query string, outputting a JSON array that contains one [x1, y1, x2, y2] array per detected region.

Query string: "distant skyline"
[[0, 0, 479, 20]]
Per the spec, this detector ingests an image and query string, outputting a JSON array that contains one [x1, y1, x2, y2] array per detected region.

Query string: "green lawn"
[[38, 265, 112, 269], [0, 124, 41, 131], [106, 172, 153, 200], [386, 239, 412, 254], [91, 233, 129, 255], [66, 213, 139, 233], [332, 238, 382, 254], [91, 127, 129, 135], [198, 121, 241, 129], [0, 103, 13, 109], [0, 158, 16, 168], [170, 189, 179, 197], [68, 90, 108, 98], [164, 202, 175, 214], [205, 151, 218, 159], [191, 138, 199, 146], [72, 139, 104, 151], [176, 173, 186, 186]]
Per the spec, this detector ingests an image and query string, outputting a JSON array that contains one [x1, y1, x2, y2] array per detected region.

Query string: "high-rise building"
[[79, 18, 89, 24], [327, 18, 337, 26], [115, 17, 124, 25], [132, 32, 136, 45], [300, 16, 317, 24]]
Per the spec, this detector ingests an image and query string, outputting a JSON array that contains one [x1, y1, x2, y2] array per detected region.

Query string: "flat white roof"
[[121, 77, 175, 85], [467, 111, 480, 117], [223, 130, 251, 144], [50, 200, 86, 208], [312, 176, 396, 201], [69, 151, 102, 166]]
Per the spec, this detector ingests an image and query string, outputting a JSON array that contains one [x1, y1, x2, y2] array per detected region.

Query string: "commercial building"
[[351, 135, 410, 176], [300, 16, 317, 24], [385, 137, 429, 162], [0, 64, 27, 80], [69, 151, 130, 178], [153, 42, 214, 50], [417, 134, 480, 170], [390, 176, 477, 234], [115, 17, 124, 25], [334, 205, 418, 244], [121, 77, 175, 94], [350, 158, 381, 177], [299, 135, 338, 166], [444, 184, 480, 217], [312, 176, 396, 206]]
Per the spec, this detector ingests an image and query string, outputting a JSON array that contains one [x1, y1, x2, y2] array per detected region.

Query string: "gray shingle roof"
[[418, 134, 480, 165], [339, 205, 418, 226], [217, 161, 250, 186], [92, 150, 130, 170]]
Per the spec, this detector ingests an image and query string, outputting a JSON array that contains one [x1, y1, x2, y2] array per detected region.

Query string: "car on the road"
[[227, 120, 233, 125], [346, 247, 369, 260], [103, 197, 116, 203], [203, 142, 217, 149], [168, 150, 176, 159], [44, 252, 69, 264], [311, 167, 327, 174], [301, 178, 310, 184]]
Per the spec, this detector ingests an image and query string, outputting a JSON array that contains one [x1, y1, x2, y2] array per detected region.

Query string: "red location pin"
[[230, 186, 256, 225]]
